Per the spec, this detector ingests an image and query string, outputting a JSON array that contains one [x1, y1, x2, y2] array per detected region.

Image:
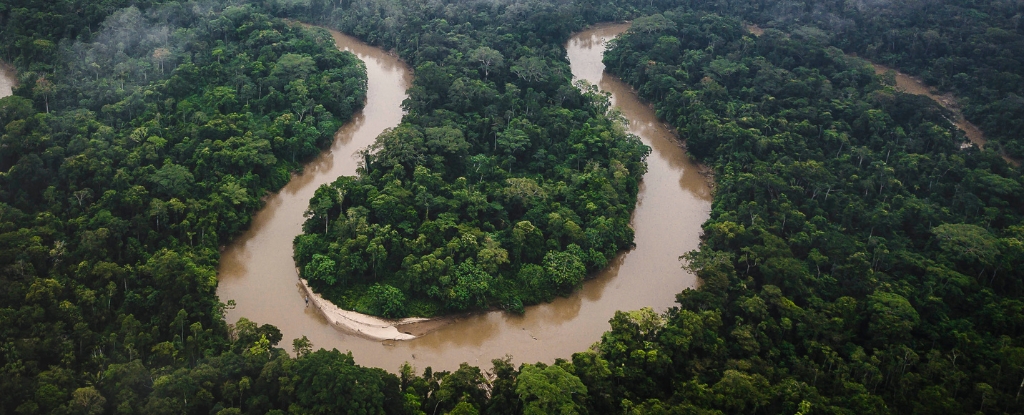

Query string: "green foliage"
[[363, 283, 406, 318], [542, 245, 587, 293], [932, 223, 1000, 268], [724, 0, 1024, 160], [305, 254, 337, 285], [291, 350, 389, 415], [0, 2, 366, 413], [5, 1, 1024, 414], [515, 363, 587, 415], [292, 0, 651, 316], [592, 7, 1024, 414], [867, 291, 920, 346]]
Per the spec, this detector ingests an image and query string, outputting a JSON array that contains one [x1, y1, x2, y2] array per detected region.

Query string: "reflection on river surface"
[[217, 24, 712, 372]]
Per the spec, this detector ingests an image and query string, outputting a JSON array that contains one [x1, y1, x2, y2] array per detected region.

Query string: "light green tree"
[[515, 364, 587, 415]]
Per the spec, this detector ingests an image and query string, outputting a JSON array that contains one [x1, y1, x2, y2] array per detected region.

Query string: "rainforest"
[[1, 0, 1023, 414]]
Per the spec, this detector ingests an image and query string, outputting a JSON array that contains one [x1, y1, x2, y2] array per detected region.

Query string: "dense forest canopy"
[[596, 9, 1024, 414], [659, 0, 1024, 160], [287, 0, 650, 317], [0, 1, 369, 413], [0, 0, 1022, 414]]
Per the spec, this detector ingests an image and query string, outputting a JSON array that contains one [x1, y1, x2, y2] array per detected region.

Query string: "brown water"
[[217, 24, 712, 373], [870, 63, 1019, 165], [869, 64, 983, 145], [0, 61, 14, 98], [743, 25, 1013, 163]]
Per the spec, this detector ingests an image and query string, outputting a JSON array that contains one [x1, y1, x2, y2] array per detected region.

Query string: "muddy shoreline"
[[296, 268, 459, 341]]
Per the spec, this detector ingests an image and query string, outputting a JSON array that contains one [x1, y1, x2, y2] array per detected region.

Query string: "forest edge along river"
[[746, 24, 1020, 166], [216, 23, 712, 373]]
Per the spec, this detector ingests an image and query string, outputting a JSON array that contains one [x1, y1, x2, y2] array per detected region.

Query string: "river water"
[[743, 25, 1012, 163], [868, 64, 987, 148], [217, 24, 712, 373], [871, 63, 1020, 165]]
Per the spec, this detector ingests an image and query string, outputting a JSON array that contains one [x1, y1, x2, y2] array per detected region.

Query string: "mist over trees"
[[1, 2, 368, 413], [1, 0, 1023, 414]]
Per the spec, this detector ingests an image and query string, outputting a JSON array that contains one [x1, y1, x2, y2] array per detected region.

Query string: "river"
[[217, 24, 712, 373], [868, 63, 1019, 162], [868, 63, 990, 150], [868, 63, 1021, 166], [746, 24, 1014, 165]]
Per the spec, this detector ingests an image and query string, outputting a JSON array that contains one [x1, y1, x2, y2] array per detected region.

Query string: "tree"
[[365, 283, 406, 318], [469, 47, 503, 79], [152, 47, 171, 74], [867, 291, 920, 346], [511, 56, 548, 83], [293, 336, 313, 357], [932, 223, 1000, 270], [33, 76, 55, 113], [631, 14, 676, 34], [69, 387, 106, 415], [445, 260, 493, 311], [291, 350, 389, 415], [271, 53, 317, 87], [448, 402, 479, 415], [435, 364, 489, 413], [542, 245, 586, 292], [304, 254, 337, 285], [149, 163, 195, 197], [515, 364, 587, 415], [710, 370, 771, 413]]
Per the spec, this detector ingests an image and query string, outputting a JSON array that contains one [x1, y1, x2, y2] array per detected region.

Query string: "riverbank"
[[220, 23, 711, 371], [215, 24, 416, 349], [745, 23, 1019, 166], [296, 272, 457, 341], [867, 62, 1020, 166]]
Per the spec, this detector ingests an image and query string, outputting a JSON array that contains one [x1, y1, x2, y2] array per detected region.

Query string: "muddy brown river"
[[217, 24, 712, 372], [869, 64, 986, 147], [870, 63, 1019, 165], [745, 24, 1014, 164]]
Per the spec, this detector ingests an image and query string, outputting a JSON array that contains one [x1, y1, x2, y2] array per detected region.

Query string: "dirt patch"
[[745, 24, 765, 37], [0, 61, 16, 98]]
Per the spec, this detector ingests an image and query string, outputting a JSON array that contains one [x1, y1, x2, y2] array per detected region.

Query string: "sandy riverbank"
[[296, 272, 458, 341]]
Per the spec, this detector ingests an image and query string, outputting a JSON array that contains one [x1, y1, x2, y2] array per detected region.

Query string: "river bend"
[[217, 24, 712, 372]]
